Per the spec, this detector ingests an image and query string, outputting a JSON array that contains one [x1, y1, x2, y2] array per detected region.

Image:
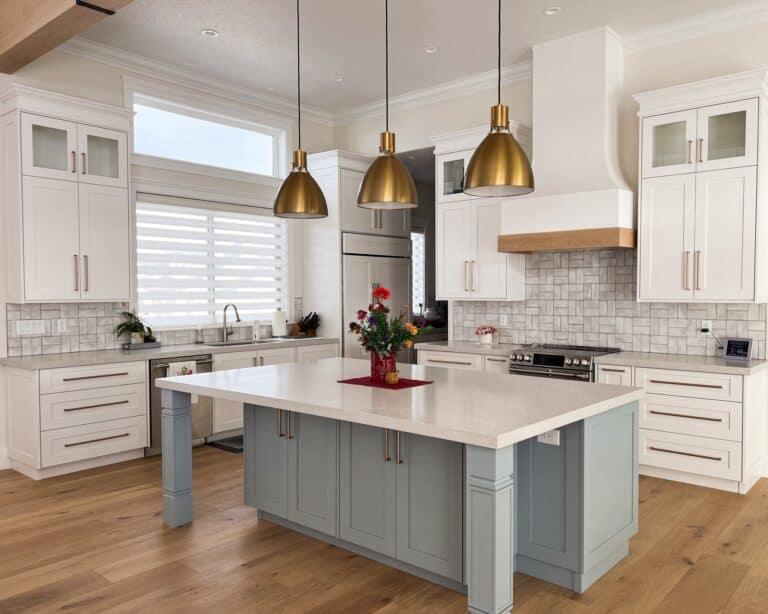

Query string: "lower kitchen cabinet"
[[245, 406, 338, 536], [338, 422, 463, 581]]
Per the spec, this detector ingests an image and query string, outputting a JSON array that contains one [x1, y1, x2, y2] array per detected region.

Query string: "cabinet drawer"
[[639, 428, 741, 481], [41, 416, 148, 468], [641, 394, 742, 441], [40, 361, 146, 394], [41, 384, 147, 431], [635, 368, 742, 402], [484, 355, 510, 373], [419, 351, 482, 371], [596, 365, 633, 386]]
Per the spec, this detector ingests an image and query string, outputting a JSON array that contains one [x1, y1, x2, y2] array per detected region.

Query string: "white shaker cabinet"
[[635, 70, 768, 303], [76, 124, 128, 188], [20, 114, 78, 181], [436, 199, 524, 300]]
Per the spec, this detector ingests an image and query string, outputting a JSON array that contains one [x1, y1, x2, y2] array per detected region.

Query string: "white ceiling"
[[79, 0, 757, 113]]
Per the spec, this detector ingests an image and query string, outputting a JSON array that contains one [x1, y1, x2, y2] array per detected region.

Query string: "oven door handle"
[[508, 366, 591, 381]]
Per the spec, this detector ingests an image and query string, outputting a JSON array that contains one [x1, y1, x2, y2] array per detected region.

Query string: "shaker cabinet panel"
[[472, 199, 508, 299], [77, 124, 128, 188], [693, 167, 756, 302], [244, 405, 288, 518], [638, 175, 695, 301], [641, 109, 698, 178], [21, 113, 78, 181], [696, 98, 758, 172], [436, 201, 473, 299], [22, 177, 81, 301]]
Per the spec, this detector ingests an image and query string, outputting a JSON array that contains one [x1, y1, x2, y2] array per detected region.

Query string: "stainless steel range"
[[508, 343, 621, 382]]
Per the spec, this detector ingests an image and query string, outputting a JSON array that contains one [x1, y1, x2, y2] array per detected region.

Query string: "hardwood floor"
[[1, 447, 767, 613]]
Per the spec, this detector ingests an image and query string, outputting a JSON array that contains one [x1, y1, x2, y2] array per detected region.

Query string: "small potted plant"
[[349, 286, 422, 384], [475, 325, 497, 345], [114, 311, 157, 348]]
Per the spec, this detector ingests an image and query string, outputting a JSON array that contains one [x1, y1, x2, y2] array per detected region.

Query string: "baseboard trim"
[[640, 464, 746, 494], [0, 447, 9, 471], [10, 449, 144, 480]]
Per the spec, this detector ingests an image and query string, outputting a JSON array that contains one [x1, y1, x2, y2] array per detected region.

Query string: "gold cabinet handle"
[[83, 255, 89, 292], [649, 409, 723, 423], [65, 433, 130, 448], [396, 431, 403, 464], [277, 409, 284, 437], [63, 371, 130, 382], [71, 151, 76, 173], [384, 429, 391, 462], [687, 140, 693, 164], [649, 445, 721, 462], [683, 251, 691, 291], [287, 412, 293, 439], [600, 367, 627, 373], [471, 260, 477, 292], [698, 138, 704, 163], [464, 261, 470, 292], [486, 357, 507, 363], [427, 359, 473, 366], [695, 251, 702, 291], [73, 254, 79, 292], [82, 152, 87, 175]]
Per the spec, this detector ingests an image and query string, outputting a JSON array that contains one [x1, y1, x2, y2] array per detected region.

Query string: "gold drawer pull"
[[486, 357, 507, 363], [601, 368, 627, 373], [65, 433, 130, 448], [428, 359, 473, 366], [62, 372, 130, 382], [64, 400, 130, 412], [649, 445, 721, 462], [648, 379, 723, 390], [649, 409, 723, 423]]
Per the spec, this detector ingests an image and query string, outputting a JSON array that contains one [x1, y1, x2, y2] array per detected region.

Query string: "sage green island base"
[[157, 358, 643, 613]]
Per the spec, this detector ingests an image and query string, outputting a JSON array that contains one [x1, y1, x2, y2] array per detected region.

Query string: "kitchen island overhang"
[[158, 358, 644, 614]]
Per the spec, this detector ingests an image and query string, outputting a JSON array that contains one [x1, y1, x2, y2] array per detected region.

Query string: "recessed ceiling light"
[[201, 28, 219, 38], [267, 87, 275, 92], [335, 76, 344, 83], [424, 46, 438, 54], [543, 7, 561, 16]]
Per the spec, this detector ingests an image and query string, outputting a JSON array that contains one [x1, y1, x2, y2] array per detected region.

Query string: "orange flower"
[[405, 339, 413, 348], [405, 323, 419, 335]]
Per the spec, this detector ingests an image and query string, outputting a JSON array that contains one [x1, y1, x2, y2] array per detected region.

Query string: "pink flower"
[[357, 309, 367, 320]]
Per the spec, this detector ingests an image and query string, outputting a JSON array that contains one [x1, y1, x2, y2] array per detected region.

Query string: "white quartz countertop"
[[415, 340, 515, 357], [157, 357, 644, 449], [0, 337, 339, 371], [596, 351, 768, 375]]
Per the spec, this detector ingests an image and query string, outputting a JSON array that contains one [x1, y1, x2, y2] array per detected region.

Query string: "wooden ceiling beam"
[[0, 0, 132, 74]]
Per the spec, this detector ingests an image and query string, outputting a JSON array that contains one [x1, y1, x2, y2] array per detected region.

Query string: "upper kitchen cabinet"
[[432, 127, 529, 301], [635, 69, 768, 303], [640, 98, 757, 179], [2, 86, 132, 302]]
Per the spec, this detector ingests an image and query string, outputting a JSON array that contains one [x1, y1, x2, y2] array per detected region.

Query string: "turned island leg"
[[161, 389, 193, 527], [466, 444, 516, 614]]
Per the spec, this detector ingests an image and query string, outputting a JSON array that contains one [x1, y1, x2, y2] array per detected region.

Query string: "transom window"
[[136, 197, 287, 327], [133, 97, 278, 176]]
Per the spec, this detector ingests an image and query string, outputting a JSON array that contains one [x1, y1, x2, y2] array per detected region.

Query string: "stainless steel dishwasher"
[[147, 354, 213, 456]]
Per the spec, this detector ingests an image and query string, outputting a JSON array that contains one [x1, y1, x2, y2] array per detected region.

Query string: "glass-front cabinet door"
[[641, 110, 697, 178], [436, 151, 472, 202], [77, 124, 128, 188], [696, 98, 758, 172], [21, 113, 78, 181]]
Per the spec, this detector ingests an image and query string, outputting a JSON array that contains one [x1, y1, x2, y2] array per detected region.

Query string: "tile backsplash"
[[452, 249, 768, 360], [5, 303, 253, 357]]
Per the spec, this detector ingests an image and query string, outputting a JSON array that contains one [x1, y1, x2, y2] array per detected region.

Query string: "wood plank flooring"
[[1, 447, 767, 613]]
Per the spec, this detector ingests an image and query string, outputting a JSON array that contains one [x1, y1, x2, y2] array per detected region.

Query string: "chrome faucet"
[[222, 304, 241, 342]]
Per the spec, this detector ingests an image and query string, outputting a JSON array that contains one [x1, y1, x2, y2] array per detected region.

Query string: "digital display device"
[[723, 337, 753, 361]]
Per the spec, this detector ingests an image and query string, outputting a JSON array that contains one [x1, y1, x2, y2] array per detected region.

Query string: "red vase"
[[370, 352, 397, 384]]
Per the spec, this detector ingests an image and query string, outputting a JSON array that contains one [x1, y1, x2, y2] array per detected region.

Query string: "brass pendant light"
[[464, 0, 534, 197], [357, 0, 418, 210], [273, 0, 328, 218]]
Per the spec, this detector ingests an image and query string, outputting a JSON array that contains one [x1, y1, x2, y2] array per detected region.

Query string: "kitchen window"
[[132, 96, 279, 176], [136, 197, 288, 328], [411, 229, 426, 313]]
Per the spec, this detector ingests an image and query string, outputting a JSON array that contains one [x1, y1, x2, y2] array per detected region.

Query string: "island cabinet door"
[[244, 405, 288, 518], [338, 423, 396, 557], [287, 413, 338, 537], [395, 433, 463, 582]]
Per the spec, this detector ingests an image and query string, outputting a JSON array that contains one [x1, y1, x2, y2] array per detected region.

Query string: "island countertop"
[[157, 357, 644, 449]]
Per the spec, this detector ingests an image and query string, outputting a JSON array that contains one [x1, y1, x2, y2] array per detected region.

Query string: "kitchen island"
[[157, 357, 644, 614]]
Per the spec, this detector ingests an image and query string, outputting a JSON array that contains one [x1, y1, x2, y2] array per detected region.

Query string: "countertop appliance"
[[342, 232, 412, 362], [508, 343, 621, 382], [147, 354, 213, 456]]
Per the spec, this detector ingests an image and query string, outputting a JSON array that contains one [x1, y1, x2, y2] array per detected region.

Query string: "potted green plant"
[[114, 311, 156, 347]]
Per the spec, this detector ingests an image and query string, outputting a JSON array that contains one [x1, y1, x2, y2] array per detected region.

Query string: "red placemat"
[[338, 376, 433, 390]]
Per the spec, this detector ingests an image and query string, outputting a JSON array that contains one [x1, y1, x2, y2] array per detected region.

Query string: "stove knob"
[[512, 354, 520, 361], [580, 359, 589, 367], [523, 354, 532, 362], [564, 357, 572, 366]]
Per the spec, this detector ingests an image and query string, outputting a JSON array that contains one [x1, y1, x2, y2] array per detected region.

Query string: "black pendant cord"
[[385, 0, 389, 132], [497, 0, 501, 105], [296, 0, 302, 151]]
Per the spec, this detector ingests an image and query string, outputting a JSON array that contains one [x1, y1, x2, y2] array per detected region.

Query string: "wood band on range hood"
[[498, 227, 636, 253]]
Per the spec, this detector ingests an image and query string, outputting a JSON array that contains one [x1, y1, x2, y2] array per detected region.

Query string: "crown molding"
[[623, 1, 768, 55], [58, 37, 335, 126], [332, 60, 533, 126]]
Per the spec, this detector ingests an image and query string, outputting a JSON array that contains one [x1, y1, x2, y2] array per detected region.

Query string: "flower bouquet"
[[349, 286, 421, 383], [475, 325, 498, 345]]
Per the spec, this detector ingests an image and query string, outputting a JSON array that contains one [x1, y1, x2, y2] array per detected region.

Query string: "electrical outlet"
[[537, 430, 561, 446], [500, 314, 510, 327], [700, 320, 712, 334]]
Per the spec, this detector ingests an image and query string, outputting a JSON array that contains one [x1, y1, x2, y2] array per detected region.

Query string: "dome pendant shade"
[[273, 149, 328, 219], [464, 104, 534, 197], [358, 131, 419, 210]]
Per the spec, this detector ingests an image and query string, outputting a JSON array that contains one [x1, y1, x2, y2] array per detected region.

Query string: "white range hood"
[[499, 27, 635, 252]]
